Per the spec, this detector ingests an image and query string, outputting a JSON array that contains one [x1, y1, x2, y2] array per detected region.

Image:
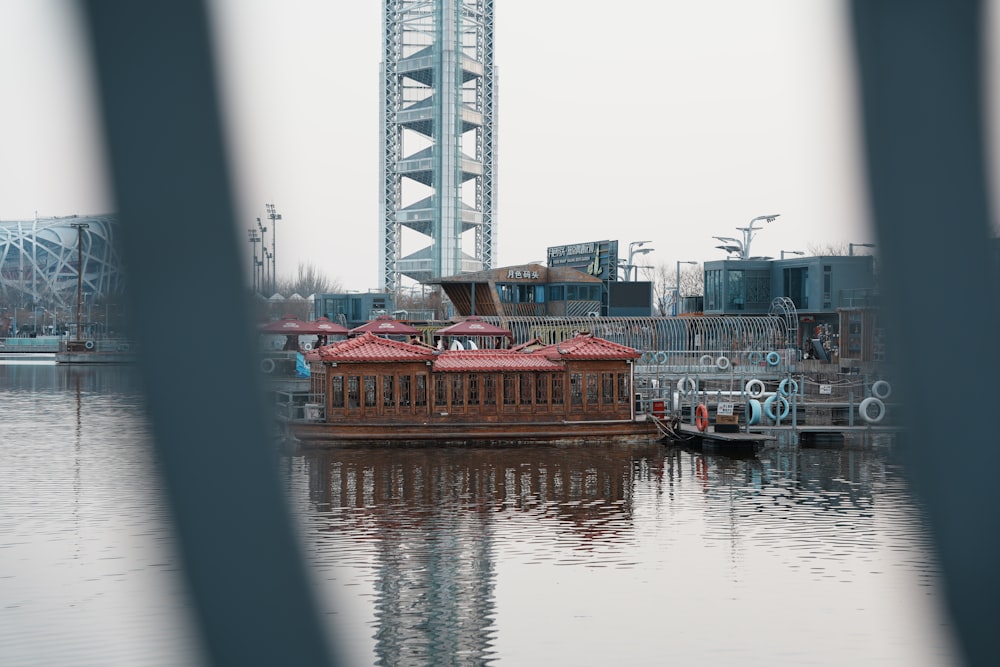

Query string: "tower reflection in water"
[[301, 445, 665, 665]]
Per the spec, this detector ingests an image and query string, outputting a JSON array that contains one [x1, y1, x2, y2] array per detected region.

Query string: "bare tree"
[[265, 262, 343, 320], [275, 262, 342, 298], [650, 262, 704, 316], [807, 242, 849, 256]]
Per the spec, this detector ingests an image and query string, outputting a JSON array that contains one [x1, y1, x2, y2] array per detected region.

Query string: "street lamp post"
[[781, 250, 804, 259], [266, 203, 281, 294], [849, 242, 876, 256], [256, 216, 268, 293], [627, 241, 654, 281], [70, 222, 89, 340], [675, 260, 697, 316], [247, 228, 261, 293]]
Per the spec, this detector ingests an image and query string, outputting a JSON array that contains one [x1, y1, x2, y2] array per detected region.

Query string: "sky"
[[3, 1, 996, 293]]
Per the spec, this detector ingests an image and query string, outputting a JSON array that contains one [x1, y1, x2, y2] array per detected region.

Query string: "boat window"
[[601, 372, 613, 404], [616, 373, 629, 405], [503, 373, 516, 405], [570, 373, 582, 406], [364, 376, 377, 408], [434, 376, 447, 407], [347, 375, 360, 409], [331, 376, 344, 408], [452, 374, 464, 406], [383, 375, 395, 408], [400, 375, 411, 407], [519, 373, 533, 405], [586, 373, 599, 405], [483, 374, 496, 405], [535, 373, 548, 405], [552, 374, 565, 406], [467, 374, 480, 405], [415, 374, 427, 407]]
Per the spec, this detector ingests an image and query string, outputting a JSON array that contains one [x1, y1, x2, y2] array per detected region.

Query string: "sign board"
[[546, 240, 619, 281], [717, 402, 735, 416], [819, 384, 832, 395]]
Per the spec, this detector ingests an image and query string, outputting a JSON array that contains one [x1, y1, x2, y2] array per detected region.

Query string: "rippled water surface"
[[0, 364, 960, 666]]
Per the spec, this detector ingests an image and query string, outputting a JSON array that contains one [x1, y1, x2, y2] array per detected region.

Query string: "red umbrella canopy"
[[434, 316, 513, 339], [349, 314, 420, 336], [258, 315, 349, 335], [309, 317, 350, 335], [257, 314, 309, 334]]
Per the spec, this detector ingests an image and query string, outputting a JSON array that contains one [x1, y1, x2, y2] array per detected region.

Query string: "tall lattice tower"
[[380, 0, 496, 292]]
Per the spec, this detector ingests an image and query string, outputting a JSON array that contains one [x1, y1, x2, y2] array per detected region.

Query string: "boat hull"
[[284, 418, 663, 448]]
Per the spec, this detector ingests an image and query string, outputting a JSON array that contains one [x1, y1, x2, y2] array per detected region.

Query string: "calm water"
[[0, 363, 961, 666]]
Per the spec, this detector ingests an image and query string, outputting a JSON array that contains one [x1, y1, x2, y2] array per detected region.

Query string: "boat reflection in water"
[[290, 439, 953, 667], [299, 444, 662, 666]]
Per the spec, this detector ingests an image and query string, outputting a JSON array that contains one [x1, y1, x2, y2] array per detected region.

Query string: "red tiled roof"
[[536, 334, 640, 361], [309, 332, 435, 363], [431, 350, 564, 372]]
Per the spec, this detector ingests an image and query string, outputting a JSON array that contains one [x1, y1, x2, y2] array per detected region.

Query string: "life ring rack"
[[871, 380, 892, 399], [745, 379, 766, 399], [859, 396, 886, 424], [763, 394, 790, 421]]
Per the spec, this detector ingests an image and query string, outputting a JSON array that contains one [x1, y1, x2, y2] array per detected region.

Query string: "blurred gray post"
[[79, 2, 338, 665], [851, 2, 999, 666]]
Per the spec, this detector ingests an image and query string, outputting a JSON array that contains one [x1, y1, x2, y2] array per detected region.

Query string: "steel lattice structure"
[[0, 215, 124, 308], [380, 0, 496, 292]]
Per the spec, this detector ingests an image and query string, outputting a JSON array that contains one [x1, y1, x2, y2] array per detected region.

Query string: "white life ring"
[[859, 396, 886, 424], [766, 351, 781, 366], [84, 340, 96, 351], [699, 354, 714, 366], [302, 342, 313, 351], [716, 355, 730, 370], [764, 394, 790, 421], [655, 351, 667, 364], [746, 398, 762, 425], [260, 358, 276, 374], [745, 379, 765, 399], [778, 378, 799, 397], [871, 380, 892, 399], [676, 376, 697, 394]]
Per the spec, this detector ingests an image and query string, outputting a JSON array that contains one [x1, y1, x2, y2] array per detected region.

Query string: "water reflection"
[[300, 445, 663, 666], [291, 442, 955, 667]]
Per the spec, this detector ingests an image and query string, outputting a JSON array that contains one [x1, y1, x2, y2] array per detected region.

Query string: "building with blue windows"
[[703, 255, 879, 360]]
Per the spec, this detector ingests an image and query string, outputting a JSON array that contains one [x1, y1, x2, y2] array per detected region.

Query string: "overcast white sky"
[[7, 0, 992, 293]]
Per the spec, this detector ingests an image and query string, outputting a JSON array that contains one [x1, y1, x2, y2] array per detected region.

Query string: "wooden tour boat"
[[283, 331, 667, 447]]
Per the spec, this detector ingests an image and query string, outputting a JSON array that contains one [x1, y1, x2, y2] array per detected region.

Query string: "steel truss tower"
[[380, 0, 496, 292]]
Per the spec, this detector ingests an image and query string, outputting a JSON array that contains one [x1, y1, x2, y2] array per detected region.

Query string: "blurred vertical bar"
[[851, 2, 999, 666], [79, 2, 338, 665]]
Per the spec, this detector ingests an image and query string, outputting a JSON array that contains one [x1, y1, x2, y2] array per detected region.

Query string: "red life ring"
[[695, 403, 709, 432]]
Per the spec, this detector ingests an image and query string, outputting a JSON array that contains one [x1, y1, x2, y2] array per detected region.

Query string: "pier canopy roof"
[[349, 314, 420, 336], [434, 316, 513, 339], [309, 332, 435, 363], [431, 350, 563, 372], [537, 334, 641, 361]]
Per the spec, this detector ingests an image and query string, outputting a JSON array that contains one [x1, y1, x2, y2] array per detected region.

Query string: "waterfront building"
[[379, 0, 497, 291], [703, 255, 879, 360]]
